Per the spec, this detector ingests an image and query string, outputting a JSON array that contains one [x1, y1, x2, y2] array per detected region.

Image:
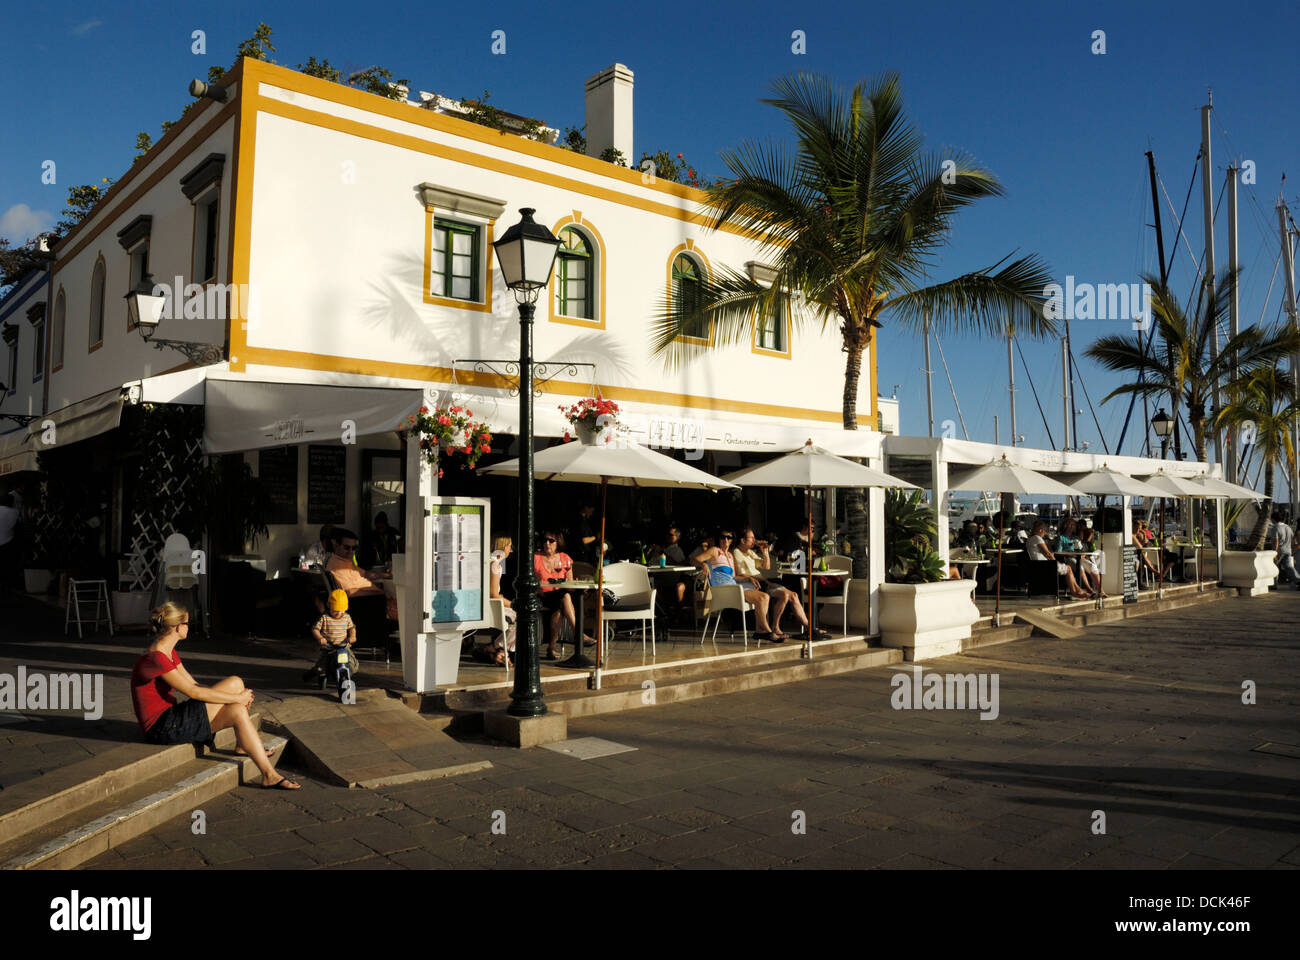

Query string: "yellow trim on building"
[[547, 212, 606, 329], [228, 75, 258, 372], [666, 241, 714, 347], [235, 344, 844, 424]]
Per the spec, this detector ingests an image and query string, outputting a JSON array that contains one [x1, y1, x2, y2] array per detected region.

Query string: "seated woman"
[[1077, 523, 1106, 597], [692, 528, 780, 640], [130, 603, 299, 789], [1133, 520, 1171, 582], [482, 534, 517, 666], [533, 531, 592, 660], [1026, 521, 1094, 600]]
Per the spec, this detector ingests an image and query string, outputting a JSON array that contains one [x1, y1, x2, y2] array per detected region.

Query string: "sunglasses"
[[544, 537, 557, 544], [720, 534, 733, 540]]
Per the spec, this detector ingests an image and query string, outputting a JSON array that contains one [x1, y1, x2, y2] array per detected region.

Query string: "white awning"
[[203, 379, 423, 454], [25, 387, 124, 449], [0, 429, 38, 477]]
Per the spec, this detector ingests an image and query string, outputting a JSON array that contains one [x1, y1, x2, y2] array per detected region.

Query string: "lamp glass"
[[492, 208, 560, 291]]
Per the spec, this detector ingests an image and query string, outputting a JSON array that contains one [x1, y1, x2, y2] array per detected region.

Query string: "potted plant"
[[405, 403, 493, 478], [559, 397, 621, 445], [877, 489, 979, 661]]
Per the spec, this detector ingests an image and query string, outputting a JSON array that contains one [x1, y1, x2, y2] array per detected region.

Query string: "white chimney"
[[584, 64, 634, 165]]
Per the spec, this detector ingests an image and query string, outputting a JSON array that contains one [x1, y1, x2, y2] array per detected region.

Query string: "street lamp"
[[1151, 408, 1174, 459], [125, 273, 224, 365], [492, 208, 561, 718]]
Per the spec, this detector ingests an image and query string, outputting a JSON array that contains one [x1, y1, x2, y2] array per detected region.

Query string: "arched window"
[[52, 289, 66, 370], [671, 253, 709, 340], [555, 227, 593, 320], [88, 256, 106, 348]]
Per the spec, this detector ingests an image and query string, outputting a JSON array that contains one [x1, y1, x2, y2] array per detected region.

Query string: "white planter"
[[1219, 550, 1277, 596], [24, 569, 51, 594], [879, 579, 979, 661], [111, 590, 151, 626], [1101, 533, 1123, 595], [574, 422, 615, 445]]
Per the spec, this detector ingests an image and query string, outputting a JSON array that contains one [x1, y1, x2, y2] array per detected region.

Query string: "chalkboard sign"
[[308, 445, 347, 525], [1122, 545, 1139, 604], [258, 446, 299, 525]]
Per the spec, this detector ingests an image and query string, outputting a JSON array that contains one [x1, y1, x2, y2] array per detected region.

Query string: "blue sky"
[[2, 0, 1297, 462]]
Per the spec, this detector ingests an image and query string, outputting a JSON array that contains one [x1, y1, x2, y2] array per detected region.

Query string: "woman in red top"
[[533, 531, 591, 660], [129, 602, 299, 790]]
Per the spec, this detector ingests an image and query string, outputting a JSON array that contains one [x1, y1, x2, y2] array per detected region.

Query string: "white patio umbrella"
[[1062, 465, 1168, 607], [1183, 473, 1263, 593], [719, 440, 917, 656], [1135, 470, 1209, 598], [948, 455, 1088, 625], [483, 438, 737, 677]]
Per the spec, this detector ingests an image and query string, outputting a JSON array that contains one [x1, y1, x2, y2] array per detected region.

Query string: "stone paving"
[[74, 590, 1300, 870]]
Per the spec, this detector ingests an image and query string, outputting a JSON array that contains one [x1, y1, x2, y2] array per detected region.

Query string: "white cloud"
[[70, 18, 103, 36], [0, 204, 55, 242]]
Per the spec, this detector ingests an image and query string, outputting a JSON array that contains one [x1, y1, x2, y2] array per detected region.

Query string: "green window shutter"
[[556, 227, 593, 319], [432, 219, 481, 302]]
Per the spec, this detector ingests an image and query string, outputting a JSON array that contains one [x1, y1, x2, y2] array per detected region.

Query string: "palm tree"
[[1085, 271, 1300, 463], [1215, 364, 1298, 548], [650, 72, 1056, 575]]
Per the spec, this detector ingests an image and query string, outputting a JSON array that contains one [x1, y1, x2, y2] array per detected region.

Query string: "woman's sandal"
[[263, 776, 301, 790]]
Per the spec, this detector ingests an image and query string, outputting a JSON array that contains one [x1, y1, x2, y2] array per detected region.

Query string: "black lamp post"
[[1151, 408, 1174, 460], [492, 208, 561, 718]]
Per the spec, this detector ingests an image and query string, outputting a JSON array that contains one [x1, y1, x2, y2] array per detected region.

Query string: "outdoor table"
[[547, 580, 599, 668], [952, 557, 990, 580], [644, 564, 698, 622]]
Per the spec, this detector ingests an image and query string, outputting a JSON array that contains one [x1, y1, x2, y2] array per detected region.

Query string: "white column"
[[1214, 497, 1225, 580], [868, 482, 885, 637], [401, 387, 439, 693], [933, 448, 950, 566]]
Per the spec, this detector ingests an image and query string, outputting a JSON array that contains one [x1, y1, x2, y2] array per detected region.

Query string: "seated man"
[[363, 512, 401, 569], [647, 525, 692, 619], [733, 528, 829, 641], [326, 527, 396, 642], [1026, 521, 1093, 600], [303, 524, 335, 569]]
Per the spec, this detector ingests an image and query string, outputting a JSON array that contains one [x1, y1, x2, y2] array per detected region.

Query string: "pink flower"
[[419, 405, 429, 414], [438, 468, 444, 478], [438, 415, 450, 426]]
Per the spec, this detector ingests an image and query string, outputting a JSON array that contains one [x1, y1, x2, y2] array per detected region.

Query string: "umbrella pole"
[[594, 477, 607, 686], [1158, 497, 1165, 600], [995, 510, 1004, 628], [806, 486, 814, 659], [1198, 497, 1204, 594]]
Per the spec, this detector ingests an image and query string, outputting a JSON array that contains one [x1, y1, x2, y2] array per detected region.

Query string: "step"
[[1, 735, 286, 871], [431, 634, 879, 713], [963, 623, 1034, 650], [0, 713, 262, 850], [540, 646, 903, 720], [1057, 586, 1234, 628]]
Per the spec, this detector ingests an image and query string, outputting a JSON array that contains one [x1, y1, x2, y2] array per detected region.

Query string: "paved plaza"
[[53, 590, 1300, 870]]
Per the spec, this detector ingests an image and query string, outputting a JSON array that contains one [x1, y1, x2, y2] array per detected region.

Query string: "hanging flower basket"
[[560, 397, 621, 445], [405, 404, 493, 478]]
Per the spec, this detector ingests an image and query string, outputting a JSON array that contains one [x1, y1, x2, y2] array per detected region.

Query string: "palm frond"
[[885, 254, 1058, 338]]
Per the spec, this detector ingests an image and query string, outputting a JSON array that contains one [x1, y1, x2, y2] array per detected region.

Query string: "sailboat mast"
[[924, 308, 935, 437], [1226, 164, 1240, 483], [1008, 323, 1017, 446], [1279, 196, 1299, 515], [1202, 97, 1223, 468], [1061, 330, 1071, 452]]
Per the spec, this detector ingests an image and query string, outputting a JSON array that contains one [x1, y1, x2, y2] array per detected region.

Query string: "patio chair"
[[156, 533, 203, 629], [700, 583, 755, 648], [1026, 561, 1061, 598], [599, 562, 657, 658], [814, 575, 853, 636]]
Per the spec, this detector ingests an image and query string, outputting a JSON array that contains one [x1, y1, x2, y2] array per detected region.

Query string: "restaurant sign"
[[273, 418, 306, 442]]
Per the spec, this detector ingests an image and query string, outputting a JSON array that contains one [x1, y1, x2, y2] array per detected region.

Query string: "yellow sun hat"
[[328, 589, 349, 612]]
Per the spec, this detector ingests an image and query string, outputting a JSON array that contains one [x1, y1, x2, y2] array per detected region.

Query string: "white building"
[[6, 57, 893, 688]]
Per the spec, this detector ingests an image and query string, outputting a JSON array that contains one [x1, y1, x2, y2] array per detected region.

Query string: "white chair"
[[156, 533, 203, 630], [66, 579, 114, 639], [813, 554, 854, 636], [700, 583, 755, 648], [599, 562, 657, 659]]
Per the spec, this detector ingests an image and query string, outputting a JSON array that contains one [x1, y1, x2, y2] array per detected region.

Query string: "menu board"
[[426, 498, 489, 628], [1122, 546, 1139, 604], [258, 446, 298, 524], [308, 445, 347, 525]]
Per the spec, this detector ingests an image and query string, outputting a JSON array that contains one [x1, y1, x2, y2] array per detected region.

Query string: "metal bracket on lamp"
[[453, 359, 595, 398], [137, 326, 226, 366]]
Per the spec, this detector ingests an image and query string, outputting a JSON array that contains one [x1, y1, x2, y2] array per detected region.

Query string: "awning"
[[0, 429, 38, 477], [203, 379, 423, 454], [25, 387, 124, 449]]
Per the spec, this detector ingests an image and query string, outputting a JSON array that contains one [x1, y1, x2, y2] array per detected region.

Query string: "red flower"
[[419, 406, 429, 414], [463, 445, 472, 454], [469, 463, 476, 469], [676, 153, 683, 159], [466, 409, 472, 416], [479, 444, 490, 453], [438, 468, 444, 478], [437, 415, 450, 426], [563, 431, 571, 442], [688, 169, 695, 178]]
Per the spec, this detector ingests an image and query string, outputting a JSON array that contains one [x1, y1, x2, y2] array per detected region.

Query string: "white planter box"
[[879, 579, 979, 661], [24, 569, 51, 594], [111, 590, 151, 626], [1219, 550, 1277, 596], [1101, 533, 1123, 595]]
